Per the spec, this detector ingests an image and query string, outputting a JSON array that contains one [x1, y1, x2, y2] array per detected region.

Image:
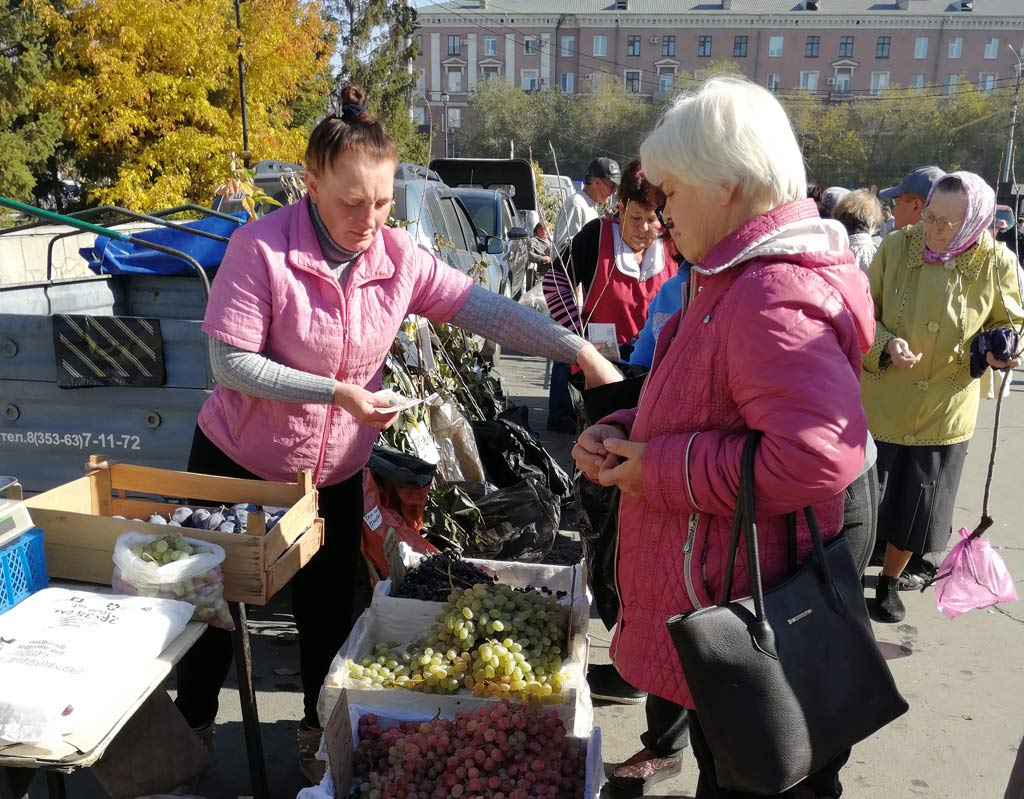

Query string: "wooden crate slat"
[[25, 475, 96, 514], [265, 521, 323, 599], [262, 492, 319, 565], [107, 463, 306, 507]]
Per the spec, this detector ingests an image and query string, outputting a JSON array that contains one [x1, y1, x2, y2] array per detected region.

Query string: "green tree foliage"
[[39, 0, 333, 210], [458, 76, 660, 180], [0, 0, 62, 202], [329, 0, 428, 165]]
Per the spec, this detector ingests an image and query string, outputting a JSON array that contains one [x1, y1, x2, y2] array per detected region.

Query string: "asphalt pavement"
[[26, 352, 1024, 799]]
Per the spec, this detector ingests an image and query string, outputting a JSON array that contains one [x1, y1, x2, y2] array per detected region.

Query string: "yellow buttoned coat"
[[861, 222, 1023, 446]]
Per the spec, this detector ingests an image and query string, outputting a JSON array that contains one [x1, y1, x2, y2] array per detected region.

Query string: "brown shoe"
[[610, 747, 682, 795], [297, 724, 326, 785], [193, 722, 215, 755]]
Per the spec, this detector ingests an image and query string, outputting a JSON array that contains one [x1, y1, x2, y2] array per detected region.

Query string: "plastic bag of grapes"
[[111, 532, 234, 630]]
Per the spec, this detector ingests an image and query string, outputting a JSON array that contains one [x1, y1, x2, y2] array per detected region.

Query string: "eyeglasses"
[[655, 207, 667, 228], [921, 211, 963, 232]]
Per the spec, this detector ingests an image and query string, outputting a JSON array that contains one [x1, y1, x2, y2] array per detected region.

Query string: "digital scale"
[[0, 477, 35, 549]]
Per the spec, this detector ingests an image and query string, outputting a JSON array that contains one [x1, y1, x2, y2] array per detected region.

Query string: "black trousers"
[[174, 426, 368, 728], [640, 693, 690, 757], [689, 711, 850, 798], [841, 465, 878, 578]]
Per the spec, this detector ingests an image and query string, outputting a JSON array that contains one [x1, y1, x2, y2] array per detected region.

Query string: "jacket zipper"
[[682, 513, 703, 609], [313, 272, 351, 486]]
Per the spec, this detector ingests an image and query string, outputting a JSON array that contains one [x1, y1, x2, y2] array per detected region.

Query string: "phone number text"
[[0, 431, 142, 450]]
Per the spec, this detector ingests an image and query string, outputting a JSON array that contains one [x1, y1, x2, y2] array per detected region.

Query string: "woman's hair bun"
[[340, 84, 366, 107]]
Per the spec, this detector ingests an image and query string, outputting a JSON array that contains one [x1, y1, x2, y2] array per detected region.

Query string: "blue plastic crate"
[[0, 529, 48, 615]]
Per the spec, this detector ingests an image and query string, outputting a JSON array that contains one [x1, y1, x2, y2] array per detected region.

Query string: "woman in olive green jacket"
[[862, 172, 1022, 623]]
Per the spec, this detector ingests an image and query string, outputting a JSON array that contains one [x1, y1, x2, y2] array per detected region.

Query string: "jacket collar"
[[904, 220, 989, 281], [695, 199, 848, 276], [286, 196, 396, 287]]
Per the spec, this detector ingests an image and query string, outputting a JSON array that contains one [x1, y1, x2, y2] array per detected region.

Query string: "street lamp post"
[[441, 92, 450, 158], [234, 0, 251, 167], [1002, 45, 1023, 187]]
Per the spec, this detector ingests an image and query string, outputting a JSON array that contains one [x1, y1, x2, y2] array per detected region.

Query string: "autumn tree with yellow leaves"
[[38, 0, 334, 210]]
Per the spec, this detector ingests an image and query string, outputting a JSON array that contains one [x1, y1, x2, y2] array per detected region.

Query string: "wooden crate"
[[24, 456, 323, 605]]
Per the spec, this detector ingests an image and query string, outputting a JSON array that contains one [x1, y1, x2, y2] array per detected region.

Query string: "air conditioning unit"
[[650, 36, 660, 44], [826, 77, 836, 85]]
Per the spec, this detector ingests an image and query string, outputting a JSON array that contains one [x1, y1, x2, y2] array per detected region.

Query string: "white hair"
[[640, 75, 807, 210]]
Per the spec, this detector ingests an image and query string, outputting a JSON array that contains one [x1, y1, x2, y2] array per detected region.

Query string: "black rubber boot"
[[871, 576, 906, 623]]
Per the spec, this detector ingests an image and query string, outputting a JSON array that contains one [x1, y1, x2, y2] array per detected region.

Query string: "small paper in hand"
[[373, 392, 424, 414]]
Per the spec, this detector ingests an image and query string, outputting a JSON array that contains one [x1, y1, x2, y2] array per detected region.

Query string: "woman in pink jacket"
[[573, 76, 875, 798], [174, 84, 621, 781]]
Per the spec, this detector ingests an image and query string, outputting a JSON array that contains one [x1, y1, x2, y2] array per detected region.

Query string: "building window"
[[447, 69, 462, 93], [412, 106, 425, 127], [805, 36, 820, 58], [448, 35, 460, 56], [626, 35, 641, 57], [800, 71, 819, 92], [910, 74, 925, 89], [945, 74, 959, 93], [733, 35, 748, 58], [625, 70, 642, 93], [767, 73, 780, 92], [658, 69, 674, 93], [769, 36, 783, 58], [835, 72, 850, 92], [484, 36, 497, 57], [914, 37, 928, 60], [948, 37, 962, 59], [985, 37, 999, 60], [524, 36, 538, 56], [415, 34, 423, 54], [839, 36, 854, 58], [521, 69, 538, 91], [662, 35, 676, 57], [482, 66, 499, 85], [980, 72, 997, 93], [560, 36, 574, 57], [698, 35, 712, 58], [593, 35, 607, 57], [447, 108, 461, 130], [561, 72, 574, 93], [870, 71, 890, 95], [876, 36, 890, 59]]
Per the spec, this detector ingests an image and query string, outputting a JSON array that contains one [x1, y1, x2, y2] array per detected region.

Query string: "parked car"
[[428, 158, 542, 242], [392, 163, 507, 361], [451, 187, 530, 299]]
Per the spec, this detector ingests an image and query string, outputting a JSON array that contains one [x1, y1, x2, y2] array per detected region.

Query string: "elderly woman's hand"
[[575, 343, 624, 388], [987, 351, 1022, 370], [572, 424, 625, 480], [885, 337, 922, 368], [597, 439, 646, 497]]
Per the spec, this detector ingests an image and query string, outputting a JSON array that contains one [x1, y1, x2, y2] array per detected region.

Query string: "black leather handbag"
[[666, 432, 908, 795]]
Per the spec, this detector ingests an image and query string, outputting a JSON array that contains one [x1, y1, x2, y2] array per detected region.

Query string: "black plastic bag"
[[368, 446, 437, 488], [567, 368, 649, 629], [472, 406, 571, 499], [465, 479, 560, 563]]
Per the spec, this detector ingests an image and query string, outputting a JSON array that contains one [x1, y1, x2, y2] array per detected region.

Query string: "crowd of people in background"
[[543, 76, 1023, 797]]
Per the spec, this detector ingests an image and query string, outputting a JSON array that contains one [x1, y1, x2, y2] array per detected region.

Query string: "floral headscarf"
[[922, 171, 995, 264]]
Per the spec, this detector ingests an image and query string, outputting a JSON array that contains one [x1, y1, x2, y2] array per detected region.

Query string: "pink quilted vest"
[[602, 200, 874, 708], [199, 197, 472, 486]]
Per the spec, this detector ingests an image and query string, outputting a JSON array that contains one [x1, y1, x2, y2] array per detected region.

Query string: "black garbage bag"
[[567, 368, 649, 629], [368, 446, 437, 488], [464, 478, 560, 563], [472, 406, 571, 499]]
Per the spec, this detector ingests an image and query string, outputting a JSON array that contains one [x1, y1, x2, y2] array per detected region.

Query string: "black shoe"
[[897, 572, 927, 591], [588, 663, 647, 705], [870, 576, 906, 623], [545, 417, 577, 434]]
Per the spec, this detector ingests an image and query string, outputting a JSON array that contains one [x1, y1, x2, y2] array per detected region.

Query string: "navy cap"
[[879, 166, 945, 201], [586, 157, 621, 186]]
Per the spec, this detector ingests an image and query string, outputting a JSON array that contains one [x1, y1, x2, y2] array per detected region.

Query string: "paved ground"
[[27, 353, 1023, 799]]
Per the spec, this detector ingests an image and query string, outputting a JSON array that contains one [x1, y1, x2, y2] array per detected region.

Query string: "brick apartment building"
[[411, 0, 1024, 158]]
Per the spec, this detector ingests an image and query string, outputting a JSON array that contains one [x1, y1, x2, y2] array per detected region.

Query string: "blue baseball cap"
[[879, 166, 945, 201]]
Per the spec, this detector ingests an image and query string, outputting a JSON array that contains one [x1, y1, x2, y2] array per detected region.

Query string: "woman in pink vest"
[[544, 156, 680, 364], [573, 76, 875, 797], [173, 84, 621, 781]]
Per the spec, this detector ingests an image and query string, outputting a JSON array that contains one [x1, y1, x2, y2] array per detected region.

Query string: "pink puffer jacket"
[[603, 199, 874, 709]]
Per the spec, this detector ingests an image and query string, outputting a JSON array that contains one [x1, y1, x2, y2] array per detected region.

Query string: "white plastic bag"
[[112, 532, 234, 630], [0, 587, 193, 746]]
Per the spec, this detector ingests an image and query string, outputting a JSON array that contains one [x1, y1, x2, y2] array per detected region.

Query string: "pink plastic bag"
[[934, 527, 1018, 619]]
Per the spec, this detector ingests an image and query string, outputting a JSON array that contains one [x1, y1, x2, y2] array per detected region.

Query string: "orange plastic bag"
[[360, 469, 437, 585]]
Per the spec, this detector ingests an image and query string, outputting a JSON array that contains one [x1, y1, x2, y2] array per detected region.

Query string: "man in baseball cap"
[[553, 157, 621, 250], [879, 166, 945, 231]]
